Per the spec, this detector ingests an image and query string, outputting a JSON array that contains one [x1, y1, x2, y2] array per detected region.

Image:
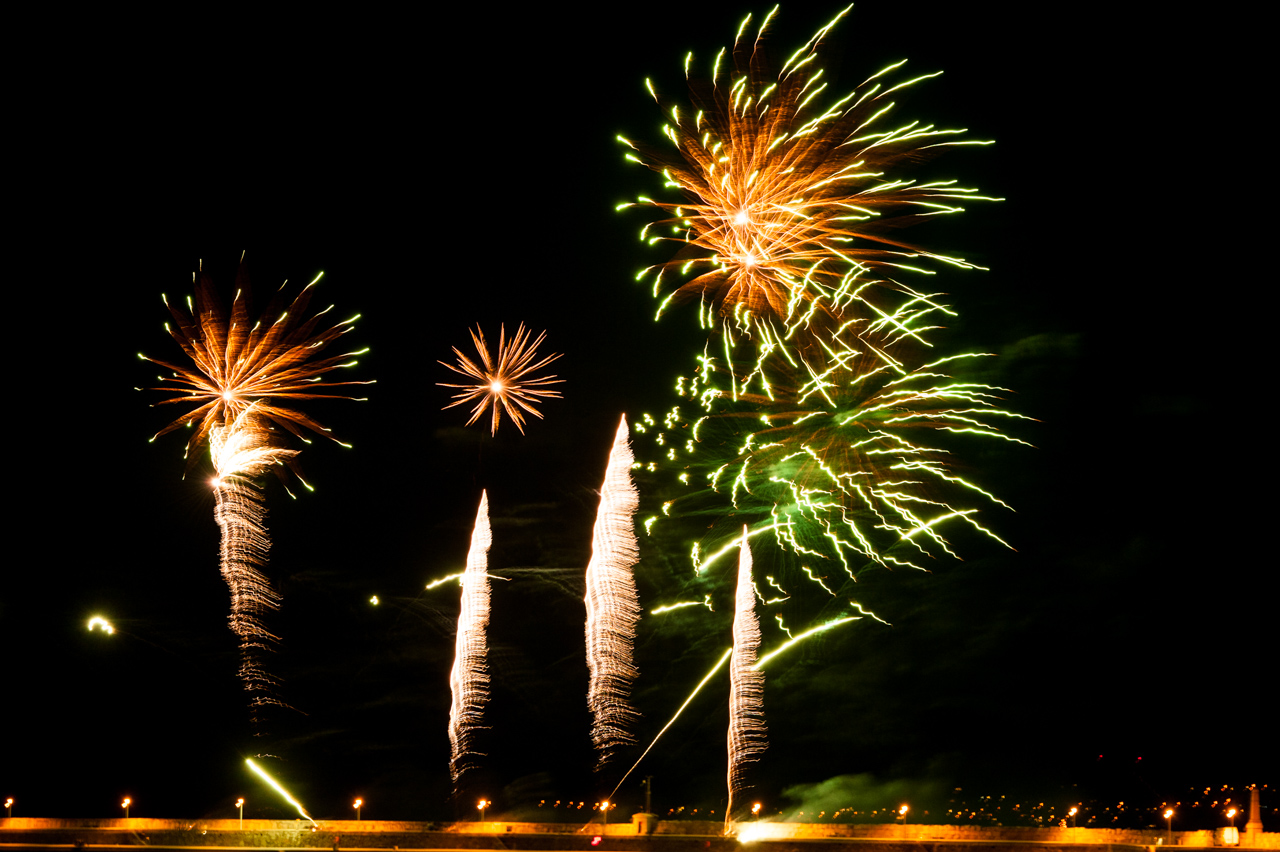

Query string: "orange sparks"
[[439, 323, 563, 435]]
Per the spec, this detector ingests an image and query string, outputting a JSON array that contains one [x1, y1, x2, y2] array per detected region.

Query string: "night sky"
[[6, 0, 1269, 830]]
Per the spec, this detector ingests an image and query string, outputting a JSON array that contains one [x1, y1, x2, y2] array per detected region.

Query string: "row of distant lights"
[[76, 618, 1267, 829], [4, 796, 367, 821], [537, 801, 618, 812]]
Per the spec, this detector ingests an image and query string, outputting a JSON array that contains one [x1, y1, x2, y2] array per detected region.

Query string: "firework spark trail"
[[142, 257, 367, 723], [245, 758, 314, 824], [585, 415, 643, 767], [619, 6, 997, 342], [449, 491, 493, 785], [609, 611, 870, 801], [439, 324, 564, 434], [210, 408, 298, 715], [727, 528, 765, 827], [609, 647, 732, 800], [654, 326, 1032, 576]]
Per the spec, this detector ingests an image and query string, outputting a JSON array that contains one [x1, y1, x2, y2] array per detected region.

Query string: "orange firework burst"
[[619, 6, 995, 337], [438, 323, 563, 435], [142, 257, 372, 475], [142, 256, 369, 724]]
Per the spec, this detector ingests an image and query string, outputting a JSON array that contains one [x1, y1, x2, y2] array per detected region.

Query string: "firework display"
[[143, 257, 368, 720], [618, 6, 996, 345], [439, 324, 564, 435], [449, 491, 493, 786], [83, 5, 1024, 818], [625, 7, 1023, 580], [617, 7, 1025, 810], [585, 415, 643, 767], [145, 258, 370, 478]]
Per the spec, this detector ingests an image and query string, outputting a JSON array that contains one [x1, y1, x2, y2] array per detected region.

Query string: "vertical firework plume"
[[449, 491, 493, 785], [726, 527, 765, 826], [210, 407, 298, 714], [585, 415, 642, 767], [142, 257, 369, 722]]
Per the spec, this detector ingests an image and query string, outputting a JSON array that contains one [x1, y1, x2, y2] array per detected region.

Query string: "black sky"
[[6, 0, 1270, 829]]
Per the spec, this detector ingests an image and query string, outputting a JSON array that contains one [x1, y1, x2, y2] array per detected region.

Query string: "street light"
[[354, 799, 363, 821], [752, 803, 762, 821], [122, 798, 131, 819], [600, 801, 612, 827], [1165, 808, 1174, 845], [236, 798, 244, 829], [5, 798, 12, 818], [478, 799, 488, 822]]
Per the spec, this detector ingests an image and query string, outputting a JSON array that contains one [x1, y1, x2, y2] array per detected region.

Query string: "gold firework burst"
[[620, 7, 996, 336], [438, 323, 564, 435], [142, 257, 372, 473]]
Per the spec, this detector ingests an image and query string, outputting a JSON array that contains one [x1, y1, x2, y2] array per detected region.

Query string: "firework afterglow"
[[449, 491, 493, 785], [439, 323, 564, 435], [585, 415, 643, 767]]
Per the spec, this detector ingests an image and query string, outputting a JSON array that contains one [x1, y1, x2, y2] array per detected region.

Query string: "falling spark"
[[439, 323, 564, 434], [143, 256, 367, 723], [449, 491, 493, 785], [727, 528, 765, 827], [585, 415, 643, 767], [245, 758, 315, 824]]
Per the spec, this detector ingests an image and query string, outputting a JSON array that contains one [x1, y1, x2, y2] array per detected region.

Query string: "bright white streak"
[[609, 648, 733, 800], [726, 527, 765, 828], [585, 415, 643, 766], [245, 758, 315, 824], [613, 612, 863, 801], [449, 491, 492, 785]]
